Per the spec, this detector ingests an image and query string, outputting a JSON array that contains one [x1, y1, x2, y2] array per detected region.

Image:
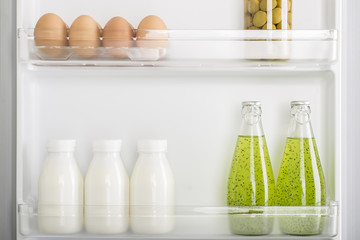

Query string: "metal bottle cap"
[[291, 101, 310, 106], [242, 101, 261, 106]]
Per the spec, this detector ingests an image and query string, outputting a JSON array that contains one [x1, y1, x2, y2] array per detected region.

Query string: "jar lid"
[[47, 140, 76, 152], [138, 139, 167, 152], [291, 101, 310, 106], [93, 140, 122, 152], [242, 101, 261, 106]]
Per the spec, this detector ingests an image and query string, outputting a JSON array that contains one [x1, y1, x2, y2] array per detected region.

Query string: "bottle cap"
[[93, 140, 122, 152], [242, 101, 261, 106], [138, 139, 167, 152], [241, 101, 262, 117], [291, 101, 310, 106], [47, 140, 76, 152]]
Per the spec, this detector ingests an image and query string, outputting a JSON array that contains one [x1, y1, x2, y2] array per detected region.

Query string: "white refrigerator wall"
[[17, 70, 338, 207], [17, 0, 337, 30]]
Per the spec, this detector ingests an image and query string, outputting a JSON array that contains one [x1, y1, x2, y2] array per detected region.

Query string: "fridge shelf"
[[18, 202, 339, 239], [18, 29, 338, 69]]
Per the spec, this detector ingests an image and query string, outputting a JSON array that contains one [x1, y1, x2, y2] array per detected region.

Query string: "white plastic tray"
[[18, 29, 338, 68], [18, 203, 339, 238]]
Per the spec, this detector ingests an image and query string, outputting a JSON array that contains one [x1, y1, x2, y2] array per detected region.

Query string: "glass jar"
[[244, 0, 292, 30]]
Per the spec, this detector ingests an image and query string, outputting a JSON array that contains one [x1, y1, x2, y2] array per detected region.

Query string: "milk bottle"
[[85, 140, 129, 234], [130, 140, 175, 234], [38, 140, 83, 234]]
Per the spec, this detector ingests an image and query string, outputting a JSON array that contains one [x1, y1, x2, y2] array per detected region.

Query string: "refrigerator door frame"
[[0, 0, 357, 239], [341, 0, 360, 239], [0, 0, 16, 239]]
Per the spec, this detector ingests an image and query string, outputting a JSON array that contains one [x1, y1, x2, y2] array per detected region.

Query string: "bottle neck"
[[239, 108, 265, 137], [47, 152, 74, 158], [138, 151, 167, 161], [240, 119, 264, 136], [92, 152, 121, 164], [93, 152, 120, 158], [46, 152, 75, 163], [288, 105, 314, 138], [288, 117, 314, 138]]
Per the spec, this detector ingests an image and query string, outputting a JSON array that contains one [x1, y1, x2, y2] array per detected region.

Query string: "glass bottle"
[[244, 0, 292, 30], [227, 101, 275, 235], [276, 101, 326, 235]]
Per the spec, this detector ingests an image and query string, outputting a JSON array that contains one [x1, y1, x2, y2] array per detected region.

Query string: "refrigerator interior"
[[18, 0, 339, 66], [16, 0, 341, 239]]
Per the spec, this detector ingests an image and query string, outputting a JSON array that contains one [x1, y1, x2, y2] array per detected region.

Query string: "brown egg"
[[34, 13, 69, 59], [136, 15, 168, 48], [69, 15, 102, 58], [103, 17, 134, 59]]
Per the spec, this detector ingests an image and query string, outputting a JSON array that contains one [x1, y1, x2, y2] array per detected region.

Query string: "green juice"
[[276, 137, 326, 235], [227, 135, 275, 235]]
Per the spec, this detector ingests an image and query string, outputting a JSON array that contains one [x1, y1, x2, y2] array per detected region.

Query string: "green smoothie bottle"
[[276, 101, 326, 235], [227, 101, 275, 235]]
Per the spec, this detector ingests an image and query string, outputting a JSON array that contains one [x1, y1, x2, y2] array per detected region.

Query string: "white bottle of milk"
[[130, 139, 175, 234], [85, 140, 129, 234], [38, 140, 83, 234]]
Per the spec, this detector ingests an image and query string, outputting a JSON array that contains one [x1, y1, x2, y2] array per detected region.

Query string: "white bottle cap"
[[47, 140, 76, 152], [138, 139, 167, 152], [93, 140, 122, 152]]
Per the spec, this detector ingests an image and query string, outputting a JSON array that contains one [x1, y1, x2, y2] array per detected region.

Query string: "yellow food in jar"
[[260, 0, 277, 11], [272, 8, 282, 24], [277, 0, 291, 11], [262, 23, 276, 30], [244, 14, 253, 28], [244, 0, 291, 31], [276, 21, 291, 29], [288, 12, 292, 24], [248, 0, 260, 14], [287, 0, 292, 11], [253, 11, 267, 27]]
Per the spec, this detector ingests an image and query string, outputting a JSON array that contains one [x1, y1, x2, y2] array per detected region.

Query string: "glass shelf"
[[18, 29, 338, 69], [18, 202, 339, 239]]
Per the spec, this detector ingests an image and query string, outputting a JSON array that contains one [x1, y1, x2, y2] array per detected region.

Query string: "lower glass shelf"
[[18, 202, 339, 239]]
